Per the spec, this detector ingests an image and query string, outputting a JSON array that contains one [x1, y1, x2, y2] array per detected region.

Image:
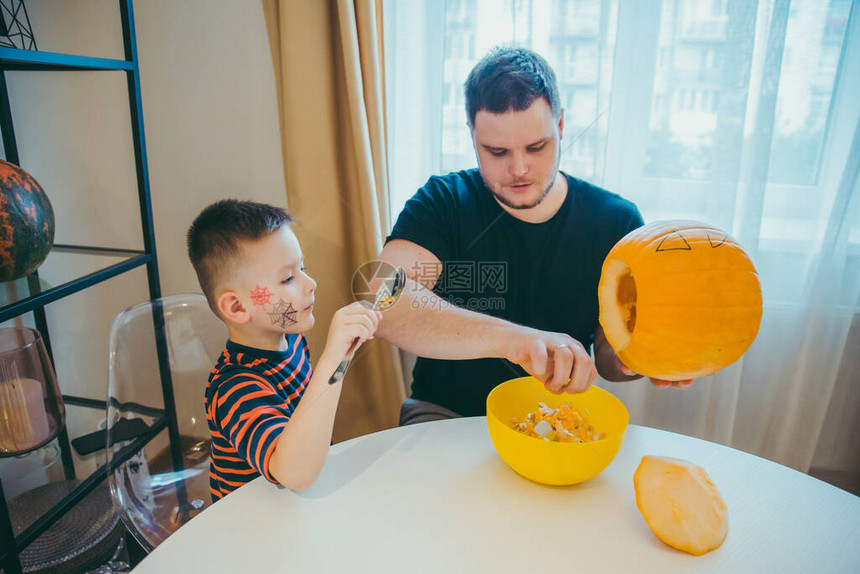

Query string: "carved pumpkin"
[[598, 220, 762, 380], [0, 160, 55, 282]]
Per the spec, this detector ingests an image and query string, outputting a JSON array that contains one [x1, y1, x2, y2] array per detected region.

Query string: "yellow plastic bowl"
[[486, 376, 629, 485]]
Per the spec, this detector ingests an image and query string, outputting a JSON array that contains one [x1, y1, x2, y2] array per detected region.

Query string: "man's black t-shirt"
[[386, 169, 643, 416]]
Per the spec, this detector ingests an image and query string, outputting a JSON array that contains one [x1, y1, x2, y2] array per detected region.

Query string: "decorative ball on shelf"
[[0, 160, 55, 282], [598, 220, 762, 380]]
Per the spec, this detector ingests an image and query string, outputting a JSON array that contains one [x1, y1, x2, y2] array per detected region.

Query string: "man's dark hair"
[[187, 199, 293, 312], [464, 46, 561, 127]]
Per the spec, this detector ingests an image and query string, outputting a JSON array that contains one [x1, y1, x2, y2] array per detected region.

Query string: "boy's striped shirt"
[[205, 335, 312, 500]]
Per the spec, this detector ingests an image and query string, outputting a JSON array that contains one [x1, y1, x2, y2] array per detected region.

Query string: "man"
[[377, 47, 691, 425]]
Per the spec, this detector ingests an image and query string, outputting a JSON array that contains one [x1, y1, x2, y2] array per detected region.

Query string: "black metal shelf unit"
[[0, 2, 172, 572]]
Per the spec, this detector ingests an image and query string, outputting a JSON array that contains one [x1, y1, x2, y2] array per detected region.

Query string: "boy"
[[187, 199, 381, 499]]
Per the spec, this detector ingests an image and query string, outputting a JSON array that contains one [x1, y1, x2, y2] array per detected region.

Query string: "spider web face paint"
[[268, 299, 299, 328], [250, 285, 273, 307]]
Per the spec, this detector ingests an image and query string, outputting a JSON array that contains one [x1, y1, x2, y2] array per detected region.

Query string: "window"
[[385, 0, 859, 306]]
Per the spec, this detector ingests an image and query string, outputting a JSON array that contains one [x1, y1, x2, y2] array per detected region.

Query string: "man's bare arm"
[[375, 239, 596, 393], [594, 325, 640, 382], [375, 240, 512, 359]]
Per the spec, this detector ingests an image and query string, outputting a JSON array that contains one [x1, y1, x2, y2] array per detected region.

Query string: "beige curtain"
[[263, 0, 404, 442]]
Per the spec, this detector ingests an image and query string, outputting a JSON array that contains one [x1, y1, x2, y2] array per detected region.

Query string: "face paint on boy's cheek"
[[250, 285, 273, 307], [267, 299, 299, 328]]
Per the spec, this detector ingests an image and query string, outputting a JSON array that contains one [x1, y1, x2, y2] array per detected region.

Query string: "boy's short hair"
[[464, 46, 561, 127], [187, 199, 293, 313]]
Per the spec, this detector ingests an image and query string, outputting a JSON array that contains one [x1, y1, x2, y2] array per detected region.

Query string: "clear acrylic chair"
[[106, 293, 226, 552]]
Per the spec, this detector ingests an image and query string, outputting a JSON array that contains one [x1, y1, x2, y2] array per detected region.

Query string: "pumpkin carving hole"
[[598, 258, 634, 352], [617, 269, 637, 335]]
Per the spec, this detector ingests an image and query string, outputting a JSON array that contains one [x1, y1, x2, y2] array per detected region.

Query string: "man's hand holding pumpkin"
[[619, 363, 694, 389]]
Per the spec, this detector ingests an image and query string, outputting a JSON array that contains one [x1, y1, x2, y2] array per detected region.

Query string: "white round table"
[[132, 418, 860, 573]]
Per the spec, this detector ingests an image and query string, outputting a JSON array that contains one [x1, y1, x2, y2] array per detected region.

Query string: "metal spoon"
[[328, 266, 406, 384]]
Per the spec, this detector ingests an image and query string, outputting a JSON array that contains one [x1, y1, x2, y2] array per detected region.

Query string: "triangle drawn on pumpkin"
[[706, 231, 727, 248], [655, 232, 691, 253]]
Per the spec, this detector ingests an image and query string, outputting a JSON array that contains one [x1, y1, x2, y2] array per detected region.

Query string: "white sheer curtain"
[[384, 0, 860, 475]]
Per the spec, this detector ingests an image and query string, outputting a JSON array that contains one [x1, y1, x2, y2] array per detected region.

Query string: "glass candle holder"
[[0, 327, 65, 457]]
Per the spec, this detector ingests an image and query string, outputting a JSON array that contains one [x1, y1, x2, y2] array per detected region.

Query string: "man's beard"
[[490, 178, 554, 210], [485, 150, 561, 211]]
